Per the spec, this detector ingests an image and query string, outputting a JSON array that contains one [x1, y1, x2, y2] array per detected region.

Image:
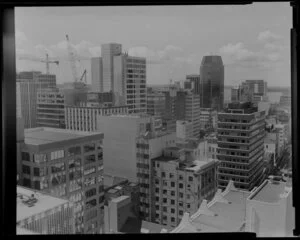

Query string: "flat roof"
[[152, 155, 179, 162], [17, 186, 69, 222], [24, 127, 102, 146], [250, 180, 288, 203], [184, 159, 215, 172]]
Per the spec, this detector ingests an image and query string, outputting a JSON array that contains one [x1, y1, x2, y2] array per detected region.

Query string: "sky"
[[15, 3, 292, 87]]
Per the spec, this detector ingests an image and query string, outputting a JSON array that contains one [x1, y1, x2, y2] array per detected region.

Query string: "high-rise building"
[[243, 80, 267, 98], [185, 74, 200, 94], [97, 114, 156, 183], [101, 43, 122, 92], [151, 147, 219, 227], [217, 102, 266, 190], [200, 56, 224, 110], [19, 127, 104, 234], [17, 186, 75, 234], [37, 88, 65, 128], [91, 57, 103, 92], [17, 71, 57, 128], [65, 105, 128, 132], [86, 92, 114, 108], [136, 131, 177, 222], [113, 53, 147, 114]]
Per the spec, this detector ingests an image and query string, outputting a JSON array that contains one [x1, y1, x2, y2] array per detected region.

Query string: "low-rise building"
[[171, 179, 294, 237], [65, 105, 128, 132], [17, 186, 75, 234]]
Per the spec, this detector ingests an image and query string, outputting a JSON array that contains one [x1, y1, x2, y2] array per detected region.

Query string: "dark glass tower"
[[200, 56, 224, 110]]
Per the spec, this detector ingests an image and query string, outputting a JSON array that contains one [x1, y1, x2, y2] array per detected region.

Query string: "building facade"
[[91, 57, 103, 93], [217, 102, 266, 190], [37, 88, 65, 128], [113, 53, 147, 114], [101, 43, 122, 92], [152, 147, 219, 228], [199, 108, 218, 131], [65, 105, 128, 132], [17, 186, 75, 234], [200, 56, 224, 110], [146, 90, 166, 118], [185, 74, 200, 94], [19, 127, 104, 234], [176, 120, 193, 141]]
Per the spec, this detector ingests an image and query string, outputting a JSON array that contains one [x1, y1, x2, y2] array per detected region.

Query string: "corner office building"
[[217, 102, 265, 191], [19, 127, 104, 234]]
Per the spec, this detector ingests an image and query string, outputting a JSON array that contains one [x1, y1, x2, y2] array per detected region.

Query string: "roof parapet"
[[190, 199, 215, 220]]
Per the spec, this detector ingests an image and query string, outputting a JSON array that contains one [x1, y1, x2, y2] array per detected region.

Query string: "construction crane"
[[65, 34, 87, 88], [18, 53, 59, 74]]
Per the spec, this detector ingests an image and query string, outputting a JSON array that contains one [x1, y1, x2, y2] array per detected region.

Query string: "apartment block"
[[65, 105, 128, 132], [185, 74, 200, 94], [204, 132, 218, 160], [17, 186, 75, 234], [152, 147, 219, 228], [19, 127, 104, 234], [37, 88, 65, 128], [136, 132, 177, 222], [146, 90, 166, 118], [217, 102, 266, 190], [86, 91, 114, 108]]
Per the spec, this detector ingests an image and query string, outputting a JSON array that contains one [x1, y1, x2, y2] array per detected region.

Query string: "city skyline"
[[15, 3, 291, 87]]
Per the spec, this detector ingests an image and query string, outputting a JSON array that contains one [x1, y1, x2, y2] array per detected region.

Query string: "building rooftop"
[[141, 221, 172, 233], [184, 159, 216, 172], [24, 127, 102, 146], [249, 180, 290, 203], [152, 155, 179, 162], [16, 227, 38, 235], [17, 186, 69, 222], [171, 181, 251, 233]]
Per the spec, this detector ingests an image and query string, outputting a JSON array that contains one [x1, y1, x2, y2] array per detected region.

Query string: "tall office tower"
[[37, 88, 65, 128], [200, 56, 224, 110], [217, 102, 266, 190], [65, 105, 128, 132], [185, 74, 200, 94], [17, 71, 57, 128], [175, 90, 201, 139], [151, 147, 219, 227], [146, 90, 166, 118], [101, 43, 122, 92], [91, 57, 103, 92], [17, 186, 75, 234], [19, 127, 104, 234], [97, 114, 156, 183], [136, 131, 176, 222], [113, 53, 147, 114]]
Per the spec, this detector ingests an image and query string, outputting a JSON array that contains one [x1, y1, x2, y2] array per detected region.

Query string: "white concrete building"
[[97, 114, 155, 183], [176, 120, 193, 141], [65, 105, 128, 132]]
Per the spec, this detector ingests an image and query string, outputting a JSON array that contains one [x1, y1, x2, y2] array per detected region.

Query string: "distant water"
[[224, 89, 284, 103]]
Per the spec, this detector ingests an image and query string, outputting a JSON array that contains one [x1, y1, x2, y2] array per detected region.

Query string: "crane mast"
[[66, 34, 79, 83]]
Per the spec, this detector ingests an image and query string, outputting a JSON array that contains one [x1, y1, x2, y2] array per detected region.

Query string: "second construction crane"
[[65, 34, 87, 89]]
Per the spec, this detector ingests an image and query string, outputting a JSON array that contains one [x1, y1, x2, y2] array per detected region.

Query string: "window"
[[171, 182, 175, 187], [21, 152, 30, 162], [188, 176, 193, 182], [179, 175, 183, 180], [179, 183, 183, 188], [33, 167, 40, 177], [162, 172, 165, 177], [171, 208, 175, 213], [155, 196, 159, 201], [155, 188, 159, 193], [22, 165, 30, 174], [84, 143, 95, 153], [34, 153, 47, 163], [51, 162, 65, 174], [179, 192, 183, 198], [171, 200, 175, 205], [84, 154, 96, 164], [163, 206, 167, 212], [171, 191, 175, 196], [84, 166, 96, 176], [67, 146, 81, 156], [163, 198, 167, 203], [33, 180, 40, 190], [179, 202, 183, 207], [86, 199, 97, 210], [171, 217, 175, 222]]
